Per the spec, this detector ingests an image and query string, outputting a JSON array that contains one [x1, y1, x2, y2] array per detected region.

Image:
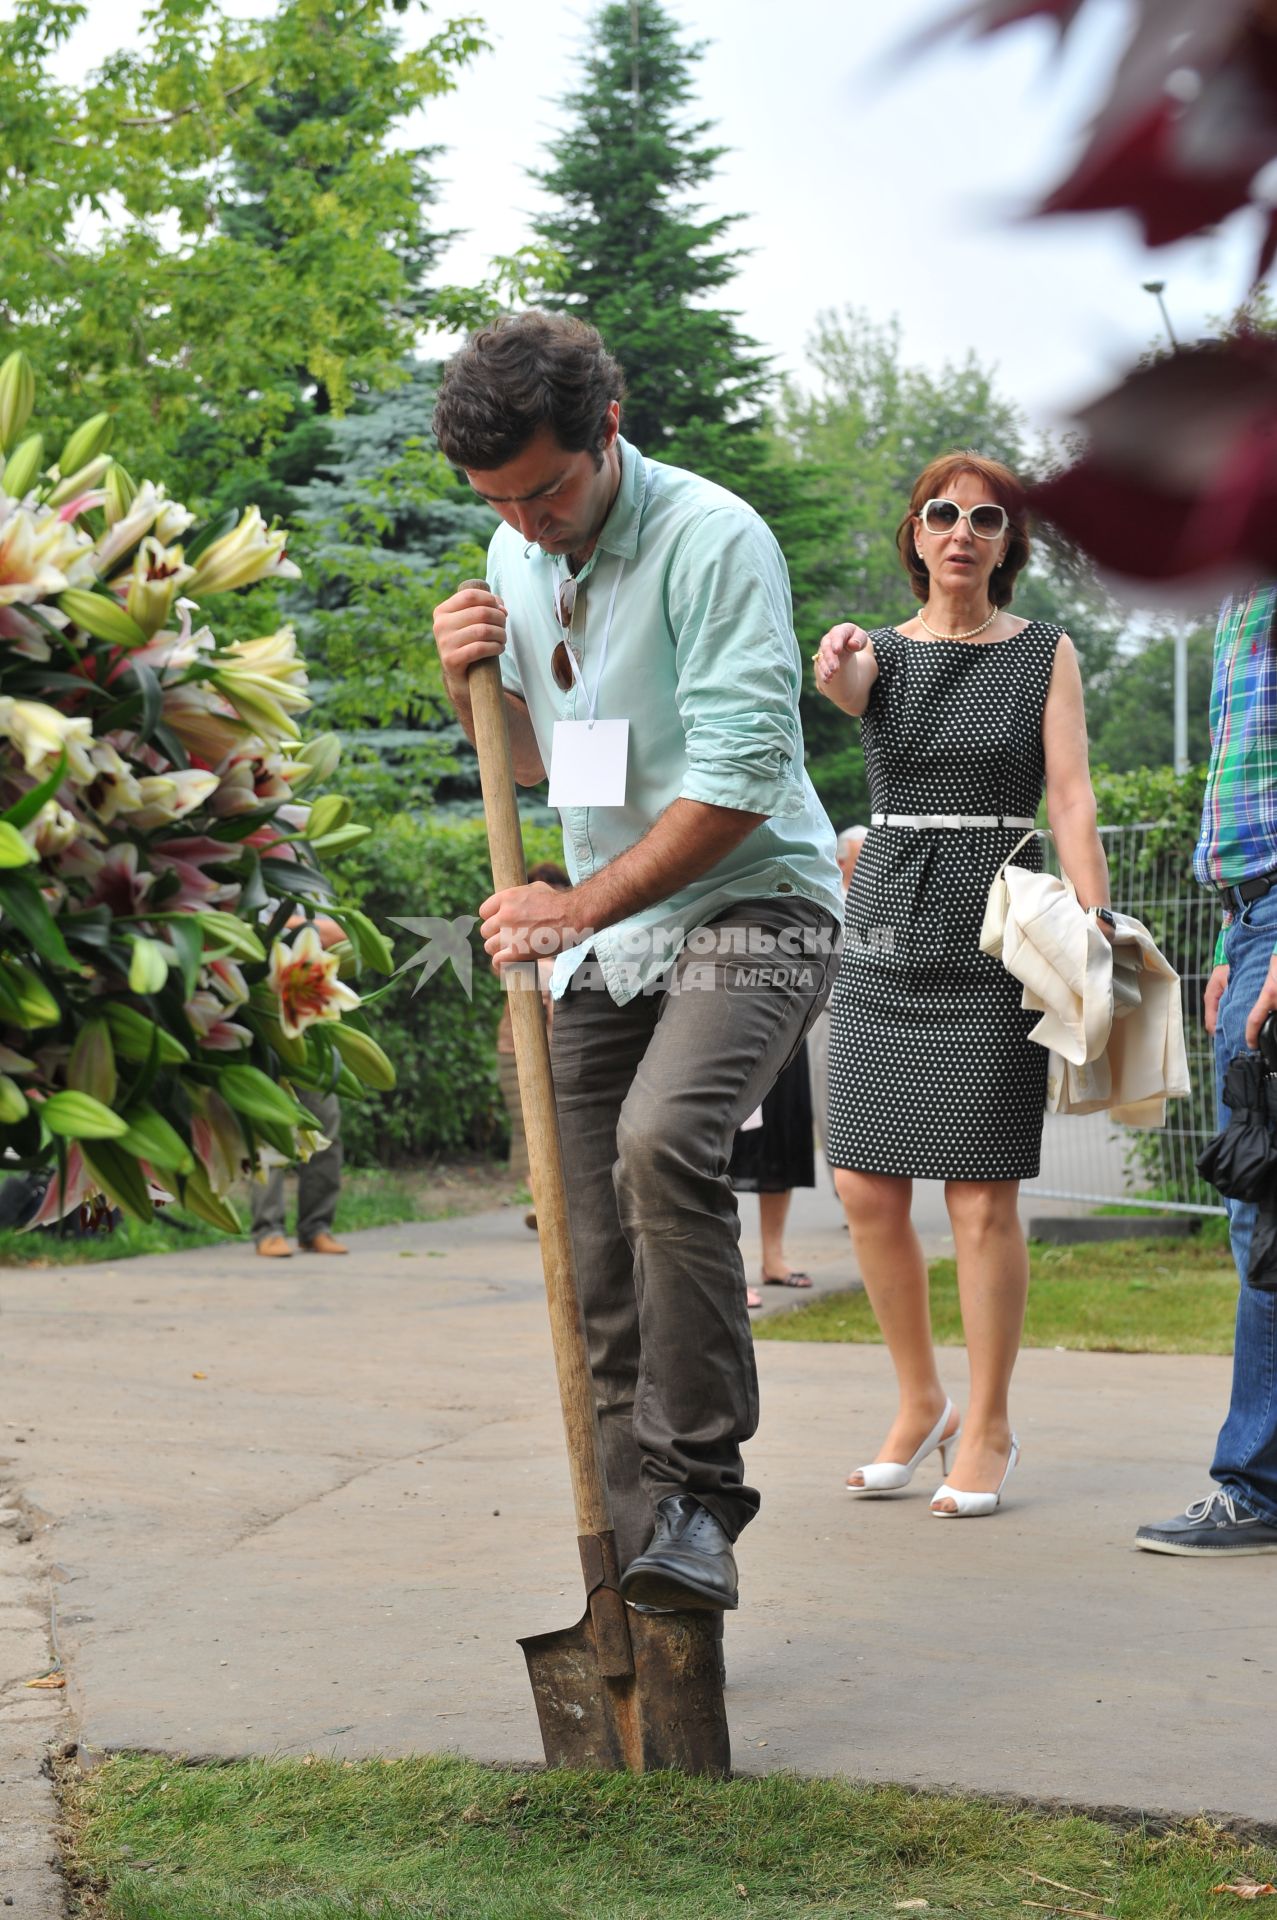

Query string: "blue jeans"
[[1213, 887, 1277, 1523]]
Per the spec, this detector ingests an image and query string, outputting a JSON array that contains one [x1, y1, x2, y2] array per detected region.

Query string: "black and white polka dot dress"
[[826, 622, 1063, 1181]]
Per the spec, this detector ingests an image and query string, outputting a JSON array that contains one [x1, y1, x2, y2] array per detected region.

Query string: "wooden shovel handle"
[[468, 652, 613, 1540]]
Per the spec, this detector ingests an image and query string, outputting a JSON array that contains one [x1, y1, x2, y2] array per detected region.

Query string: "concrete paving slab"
[[0, 1192, 1272, 1838], [0, 1494, 71, 1919]]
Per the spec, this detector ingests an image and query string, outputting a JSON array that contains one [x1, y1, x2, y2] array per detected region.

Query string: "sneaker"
[[1134, 1489, 1277, 1556]]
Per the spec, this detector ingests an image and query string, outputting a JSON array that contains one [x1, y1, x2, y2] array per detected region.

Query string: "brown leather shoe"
[[256, 1234, 293, 1259], [300, 1231, 348, 1255]]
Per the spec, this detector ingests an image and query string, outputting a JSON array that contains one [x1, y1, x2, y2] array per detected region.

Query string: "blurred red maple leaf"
[[1031, 336, 1277, 588], [940, 0, 1277, 270], [929, 0, 1277, 591]]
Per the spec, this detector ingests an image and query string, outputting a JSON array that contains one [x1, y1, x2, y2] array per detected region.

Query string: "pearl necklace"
[[917, 603, 998, 641]]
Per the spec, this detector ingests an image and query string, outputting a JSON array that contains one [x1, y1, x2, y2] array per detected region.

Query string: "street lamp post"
[[1141, 281, 1187, 771], [1142, 279, 1179, 352]]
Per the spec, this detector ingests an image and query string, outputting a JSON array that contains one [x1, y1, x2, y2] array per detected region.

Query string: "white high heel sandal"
[[930, 1434, 1020, 1518], [846, 1398, 961, 1496]]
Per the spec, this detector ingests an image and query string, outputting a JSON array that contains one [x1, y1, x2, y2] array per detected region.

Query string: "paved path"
[[0, 1181, 1272, 1839]]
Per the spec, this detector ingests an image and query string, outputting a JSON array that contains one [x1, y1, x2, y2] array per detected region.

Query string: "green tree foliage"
[[532, 0, 769, 452], [0, 0, 486, 501], [289, 361, 497, 814], [1088, 624, 1214, 773]]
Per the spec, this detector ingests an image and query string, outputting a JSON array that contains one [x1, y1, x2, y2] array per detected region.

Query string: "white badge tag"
[[548, 717, 629, 808]]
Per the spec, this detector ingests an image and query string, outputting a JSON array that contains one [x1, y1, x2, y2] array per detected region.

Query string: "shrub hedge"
[[329, 813, 561, 1165]]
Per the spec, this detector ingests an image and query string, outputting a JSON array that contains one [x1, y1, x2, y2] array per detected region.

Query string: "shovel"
[[467, 644, 730, 1776]]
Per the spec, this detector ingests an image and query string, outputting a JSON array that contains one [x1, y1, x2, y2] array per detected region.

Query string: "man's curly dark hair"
[[432, 312, 627, 472]]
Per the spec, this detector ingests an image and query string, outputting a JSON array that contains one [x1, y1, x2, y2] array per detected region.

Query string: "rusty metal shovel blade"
[[520, 1599, 730, 1776]]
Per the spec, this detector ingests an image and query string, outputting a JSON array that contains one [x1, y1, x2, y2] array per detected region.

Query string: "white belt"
[[871, 813, 1036, 830]]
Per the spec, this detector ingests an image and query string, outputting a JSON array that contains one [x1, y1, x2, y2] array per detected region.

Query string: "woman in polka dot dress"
[[813, 453, 1112, 1518]]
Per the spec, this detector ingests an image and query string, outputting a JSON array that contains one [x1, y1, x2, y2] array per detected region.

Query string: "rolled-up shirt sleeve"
[[666, 509, 806, 818]]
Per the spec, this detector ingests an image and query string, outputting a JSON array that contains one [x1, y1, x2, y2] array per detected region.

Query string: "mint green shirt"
[[493, 438, 843, 1003]]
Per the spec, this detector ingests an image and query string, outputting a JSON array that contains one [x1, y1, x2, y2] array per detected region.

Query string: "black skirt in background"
[[728, 1045, 815, 1193]]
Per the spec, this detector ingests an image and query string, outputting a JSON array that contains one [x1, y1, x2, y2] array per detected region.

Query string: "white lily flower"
[[129, 768, 220, 830], [83, 739, 145, 824], [0, 496, 95, 607], [125, 535, 195, 638], [187, 507, 301, 597], [0, 697, 95, 782], [92, 480, 183, 577]]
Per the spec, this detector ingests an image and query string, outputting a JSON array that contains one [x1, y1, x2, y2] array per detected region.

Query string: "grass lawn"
[[63, 1753, 1277, 1920], [755, 1233, 1239, 1356], [0, 1159, 521, 1267]]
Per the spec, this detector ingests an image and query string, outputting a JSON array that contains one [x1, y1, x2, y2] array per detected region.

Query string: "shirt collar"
[[592, 436, 646, 562]]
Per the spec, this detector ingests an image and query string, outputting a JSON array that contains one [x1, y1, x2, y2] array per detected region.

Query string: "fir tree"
[[289, 361, 497, 812], [533, 0, 770, 453]]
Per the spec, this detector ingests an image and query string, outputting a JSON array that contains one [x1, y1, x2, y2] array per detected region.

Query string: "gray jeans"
[[251, 1088, 343, 1245], [549, 897, 839, 1566]]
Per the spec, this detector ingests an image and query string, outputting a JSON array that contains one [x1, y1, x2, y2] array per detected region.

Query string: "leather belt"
[[871, 813, 1036, 830], [1219, 866, 1277, 909]]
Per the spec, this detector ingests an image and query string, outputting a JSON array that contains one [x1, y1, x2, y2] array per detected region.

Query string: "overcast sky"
[[44, 0, 1263, 431]]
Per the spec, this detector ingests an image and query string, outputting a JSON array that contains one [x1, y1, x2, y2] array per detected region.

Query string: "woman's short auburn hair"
[[895, 451, 1031, 610]]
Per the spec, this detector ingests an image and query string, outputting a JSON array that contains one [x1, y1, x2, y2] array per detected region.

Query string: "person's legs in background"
[[1136, 890, 1277, 1552], [252, 1161, 291, 1258], [297, 1088, 346, 1255]]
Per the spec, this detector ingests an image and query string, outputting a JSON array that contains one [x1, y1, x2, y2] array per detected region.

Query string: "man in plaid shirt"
[[1137, 586, 1277, 1555]]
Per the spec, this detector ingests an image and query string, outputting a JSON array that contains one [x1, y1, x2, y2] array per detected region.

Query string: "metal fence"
[[1023, 823, 1225, 1216]]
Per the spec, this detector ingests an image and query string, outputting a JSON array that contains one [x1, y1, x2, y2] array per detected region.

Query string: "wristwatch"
[[1088, 905, 1117, 931]]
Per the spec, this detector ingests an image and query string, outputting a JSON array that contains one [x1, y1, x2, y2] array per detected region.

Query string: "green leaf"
[[2, 751, 67, 831], [167, 918, 204, 1001], [0, 874, 75, 967]]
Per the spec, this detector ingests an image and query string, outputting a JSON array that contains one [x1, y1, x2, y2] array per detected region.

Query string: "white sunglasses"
[[919, 498, 1009, 540]]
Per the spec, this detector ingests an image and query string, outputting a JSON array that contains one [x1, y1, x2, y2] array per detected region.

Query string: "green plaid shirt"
[[1195, 586, 1277, 961]]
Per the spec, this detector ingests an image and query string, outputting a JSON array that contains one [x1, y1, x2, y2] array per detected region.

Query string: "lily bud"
[[47, 454, 113, 508], [0, 821, 36, 868], [0, 351, 35, 454], [57, 588, 149, 650], [305, 793, 351, 839], [57, 411, 113, 478], [2, 433, 44, 499], [41, 1089, 128, 1142], [67, 1018, 117, 1106], [0, 961, 60, 1027], [103, 463, 138, 526], [127, 936, 171, 996], [290, 732, 342, 789], [0, 1075, 29, 1125]]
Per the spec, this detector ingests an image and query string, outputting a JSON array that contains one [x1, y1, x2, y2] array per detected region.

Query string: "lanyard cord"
[[564, 559, 626, 728]]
